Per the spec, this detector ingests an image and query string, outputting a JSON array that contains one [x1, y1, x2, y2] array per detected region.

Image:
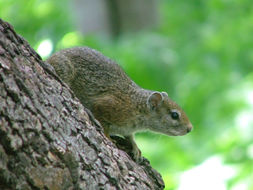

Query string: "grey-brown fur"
[[47, 47, 193, 161]]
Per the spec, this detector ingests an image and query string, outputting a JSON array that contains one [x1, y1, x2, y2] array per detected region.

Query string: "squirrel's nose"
[[186, 123, 193, 133]]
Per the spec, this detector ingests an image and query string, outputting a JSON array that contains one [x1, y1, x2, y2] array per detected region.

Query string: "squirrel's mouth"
[[167, 129, 188, 136], [166, 131, 180, 136]]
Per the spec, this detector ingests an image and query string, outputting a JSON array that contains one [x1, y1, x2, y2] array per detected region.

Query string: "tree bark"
[[0, 19, 164, 190]]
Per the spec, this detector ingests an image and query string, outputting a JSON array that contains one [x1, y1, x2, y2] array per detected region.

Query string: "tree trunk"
[[0, 19, 164, 190], [71, 0, 158, 37]]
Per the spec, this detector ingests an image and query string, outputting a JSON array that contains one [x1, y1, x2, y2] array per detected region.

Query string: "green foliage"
[[1, 0, 253, 189], [0, 0, 73, 50]]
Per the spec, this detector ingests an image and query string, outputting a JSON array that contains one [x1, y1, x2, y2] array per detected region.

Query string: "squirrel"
[[47, 47, 193, 162]]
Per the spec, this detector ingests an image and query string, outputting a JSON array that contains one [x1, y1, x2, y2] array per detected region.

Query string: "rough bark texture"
[[0, 19, 164, 190]]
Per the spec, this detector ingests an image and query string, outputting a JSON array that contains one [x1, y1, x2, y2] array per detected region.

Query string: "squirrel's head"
[[146, 91, 193, 136]]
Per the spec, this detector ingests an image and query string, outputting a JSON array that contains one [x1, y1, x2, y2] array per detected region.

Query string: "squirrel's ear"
[[147, 92, 163, 110], [161, 91, 168, 97]]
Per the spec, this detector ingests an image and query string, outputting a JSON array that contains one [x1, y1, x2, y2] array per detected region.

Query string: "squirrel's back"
[[47, 47, 138, 97]]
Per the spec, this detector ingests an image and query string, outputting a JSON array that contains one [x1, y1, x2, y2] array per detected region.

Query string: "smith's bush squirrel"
[[47, 47, 193, 161]]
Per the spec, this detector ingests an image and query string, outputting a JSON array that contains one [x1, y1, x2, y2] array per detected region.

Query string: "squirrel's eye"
[[171, 111, 179, 120]]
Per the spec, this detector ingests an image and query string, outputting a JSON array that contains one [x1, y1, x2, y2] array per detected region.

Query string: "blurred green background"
[[1, 0, 253, 189]]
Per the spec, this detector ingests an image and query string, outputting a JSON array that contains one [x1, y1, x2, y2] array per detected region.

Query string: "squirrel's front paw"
[[110, 135, 143, 162], [129, 145, 142, 162]]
